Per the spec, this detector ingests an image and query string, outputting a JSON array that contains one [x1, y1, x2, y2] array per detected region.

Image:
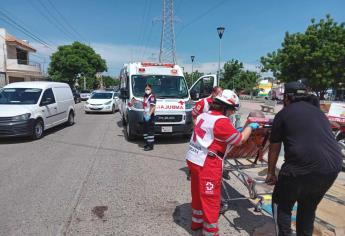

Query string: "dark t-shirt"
[[270, 101, 342, 176]]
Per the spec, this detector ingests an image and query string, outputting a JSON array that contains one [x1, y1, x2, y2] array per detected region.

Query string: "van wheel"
[[32, 119, 44, 140], [66, 111, 75, 126], [125, 120, 135, 141]]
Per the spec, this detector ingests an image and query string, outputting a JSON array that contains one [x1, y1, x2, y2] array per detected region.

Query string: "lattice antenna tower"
[[159, 0, 176, 64]]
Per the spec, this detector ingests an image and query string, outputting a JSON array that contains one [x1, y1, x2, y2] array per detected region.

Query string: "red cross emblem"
[[178, 100, 184, 105], [206, 182, 214, 191], [193, 119, 206, 142]]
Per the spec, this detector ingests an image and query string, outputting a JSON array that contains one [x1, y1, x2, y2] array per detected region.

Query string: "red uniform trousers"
[[187, 155, 223, 236]]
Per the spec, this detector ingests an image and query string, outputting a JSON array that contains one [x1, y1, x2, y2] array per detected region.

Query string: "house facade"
[[0, 28, 44, 87]]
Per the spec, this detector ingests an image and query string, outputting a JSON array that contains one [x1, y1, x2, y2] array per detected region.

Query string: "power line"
[[35, 0, 77, 40], [176, 0, 227, 39], [27, 0, 76, 41], [0, 8, 57, 47], [138, 0, 152, 60], [0, 10, 53, 49], [45, 0, 86, 42]]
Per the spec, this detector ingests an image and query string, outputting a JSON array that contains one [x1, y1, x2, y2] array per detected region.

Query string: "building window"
[[16, 48, 28, 65]]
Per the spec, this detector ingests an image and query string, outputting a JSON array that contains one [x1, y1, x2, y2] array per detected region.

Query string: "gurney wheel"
[[254, 204, 262, 212]]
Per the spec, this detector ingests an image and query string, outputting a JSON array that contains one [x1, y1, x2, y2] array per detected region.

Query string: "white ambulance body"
[[118, 62, 217, 140]]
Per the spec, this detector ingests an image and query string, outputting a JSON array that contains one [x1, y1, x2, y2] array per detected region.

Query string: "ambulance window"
[[190, 76, 214, 100]]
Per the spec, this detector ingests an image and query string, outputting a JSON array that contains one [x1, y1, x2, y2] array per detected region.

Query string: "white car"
[[84, 91, 118, 113], [0, 82, 75, 139], [80, 90, 91, 101]]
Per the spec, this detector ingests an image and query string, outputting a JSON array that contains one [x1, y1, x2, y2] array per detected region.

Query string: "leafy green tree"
[[261, 15, 345, 98], [221, 59, 243, 89], [184, 70, 204, 87], [220, 59, 259, 95], [102, 75, 120, 88], [235, 70, 260, 94], [48, 42, 107, 87]]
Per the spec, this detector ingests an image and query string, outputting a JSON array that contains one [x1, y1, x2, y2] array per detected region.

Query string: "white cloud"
[[29, 41, 274, 78]]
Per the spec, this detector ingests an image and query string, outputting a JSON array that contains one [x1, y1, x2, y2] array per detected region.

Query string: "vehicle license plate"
[[161, 126, 172, 133]]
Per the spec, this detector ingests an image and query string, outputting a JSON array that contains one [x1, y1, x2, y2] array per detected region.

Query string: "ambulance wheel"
[[125, 120, 135, 141]]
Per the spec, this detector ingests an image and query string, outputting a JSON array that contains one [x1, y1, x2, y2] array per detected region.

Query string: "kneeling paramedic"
[[186, 89, 259, 235]]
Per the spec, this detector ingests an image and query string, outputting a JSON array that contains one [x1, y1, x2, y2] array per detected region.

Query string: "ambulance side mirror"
[[119, 88, 129, 99]]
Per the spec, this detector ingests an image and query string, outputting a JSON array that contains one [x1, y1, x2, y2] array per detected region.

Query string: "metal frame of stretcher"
[[220, 120, 273, 214]]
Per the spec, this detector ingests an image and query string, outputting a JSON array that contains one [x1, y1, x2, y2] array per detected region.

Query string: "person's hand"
[[248, 122, 260, 130], [144, 114, 151, 122], [265, 173, 277, 185]]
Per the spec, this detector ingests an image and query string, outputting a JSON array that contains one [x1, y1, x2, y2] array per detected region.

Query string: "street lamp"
[[191, 55, 195, 85], [217, 26, 225, 85]]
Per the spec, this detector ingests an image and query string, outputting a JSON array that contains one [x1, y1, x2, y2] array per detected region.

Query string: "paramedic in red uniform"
[[192, 86, 223, 122], [142, 84, 156, 151], [186, 89, 259, 235]]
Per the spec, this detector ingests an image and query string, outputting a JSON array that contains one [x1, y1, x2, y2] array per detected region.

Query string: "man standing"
[[192, 86, 223, 122], [266, 81, 342, 236]]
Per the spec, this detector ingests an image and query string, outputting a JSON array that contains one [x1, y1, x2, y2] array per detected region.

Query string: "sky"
[[1, 0, 345, 76]]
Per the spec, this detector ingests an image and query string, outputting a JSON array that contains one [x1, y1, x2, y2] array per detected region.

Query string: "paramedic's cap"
[[284, 81, 307, 95]]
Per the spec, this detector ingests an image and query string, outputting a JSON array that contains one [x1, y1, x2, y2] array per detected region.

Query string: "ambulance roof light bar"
[[141, 62, 175, 68]]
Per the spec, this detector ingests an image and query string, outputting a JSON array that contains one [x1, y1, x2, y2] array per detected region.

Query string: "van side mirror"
[[119, 88, 129, 99], [40, 97, 52, 106]]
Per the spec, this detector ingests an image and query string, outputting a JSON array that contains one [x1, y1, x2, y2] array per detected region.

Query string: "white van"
[[0, 82, 75, 139], [118, 62, 217, 140]]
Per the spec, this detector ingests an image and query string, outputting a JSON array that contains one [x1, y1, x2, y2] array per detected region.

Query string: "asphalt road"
[[2, 102, 336, 236]]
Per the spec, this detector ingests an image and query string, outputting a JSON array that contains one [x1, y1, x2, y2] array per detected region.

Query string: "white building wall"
[[0, 28, 6, 73]]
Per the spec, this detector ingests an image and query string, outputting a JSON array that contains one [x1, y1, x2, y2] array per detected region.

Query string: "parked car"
[[80, 89, 91, 101], [0, 82, 75, 139], [72, 90, 81, 103], [84, 90, 118, 114]]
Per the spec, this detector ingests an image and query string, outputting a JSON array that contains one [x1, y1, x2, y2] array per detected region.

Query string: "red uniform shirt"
[[192, 97, 213, 120], [208, 111, 242, 155]]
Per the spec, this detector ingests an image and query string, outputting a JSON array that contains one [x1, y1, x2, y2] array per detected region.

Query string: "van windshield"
[[0, 88, 42, 105], [131, 75, 188, 98]]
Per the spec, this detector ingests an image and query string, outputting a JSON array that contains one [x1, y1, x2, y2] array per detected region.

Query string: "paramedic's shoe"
[[144, 146, 153, 151]]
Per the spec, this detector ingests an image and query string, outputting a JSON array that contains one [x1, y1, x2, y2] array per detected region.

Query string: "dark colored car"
[[72, 91, 81, 103]]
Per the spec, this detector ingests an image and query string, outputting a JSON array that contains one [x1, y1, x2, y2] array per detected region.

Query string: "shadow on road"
[[0, 123, 70, 144], [173, 180, 272, 235], [221, 180, 273, 235], [173, 203, 201, 236]]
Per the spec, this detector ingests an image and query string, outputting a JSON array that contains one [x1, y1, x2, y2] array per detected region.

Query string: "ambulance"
[[118, 62, 217, 140]]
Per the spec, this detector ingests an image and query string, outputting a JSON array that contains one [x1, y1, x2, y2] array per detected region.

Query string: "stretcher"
[[220, 117, 274, 213]]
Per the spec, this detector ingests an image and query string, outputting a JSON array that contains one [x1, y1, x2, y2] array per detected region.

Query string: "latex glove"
[[144, 114, 151, 122], [236, 127, 243, 132], [248, 122, 260, 130]]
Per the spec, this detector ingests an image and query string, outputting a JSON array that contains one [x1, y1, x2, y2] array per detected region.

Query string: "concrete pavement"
[[0, 101, 343, 236]]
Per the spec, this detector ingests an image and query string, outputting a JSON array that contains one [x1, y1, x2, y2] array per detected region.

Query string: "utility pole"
[[217, 27, 225, 85], [83, 75, 86, 90], [191, 55, 195, 85], [159, 0, 176, 64]]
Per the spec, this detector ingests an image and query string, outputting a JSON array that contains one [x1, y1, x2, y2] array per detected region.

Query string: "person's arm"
[[149, 105, 155, 115], [265, 112, 283, 185], [266, 142, 281, 185], [214, 119, 259, 146], [149, 95, 156, 116]]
